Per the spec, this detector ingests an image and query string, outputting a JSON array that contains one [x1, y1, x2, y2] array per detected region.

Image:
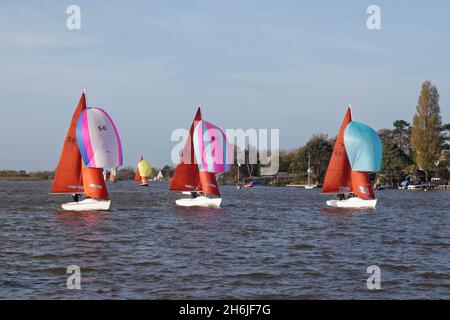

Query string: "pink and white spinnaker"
[[193, 120, 232, 174], [76, 107, 123, 169]]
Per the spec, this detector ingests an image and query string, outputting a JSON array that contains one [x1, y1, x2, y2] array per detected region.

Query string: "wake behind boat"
[[322, 106, 382, 209]]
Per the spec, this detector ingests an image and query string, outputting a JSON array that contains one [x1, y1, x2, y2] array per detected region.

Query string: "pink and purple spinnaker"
[[76, 107, 123, 169]]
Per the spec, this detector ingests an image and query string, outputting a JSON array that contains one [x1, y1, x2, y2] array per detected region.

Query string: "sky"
[[0, 0, 449, 171]]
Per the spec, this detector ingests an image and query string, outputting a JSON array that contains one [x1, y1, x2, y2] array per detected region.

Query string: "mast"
[[307, 154, 311, 186], [237, 163, 240, 185], [321, 107, 353, 194]]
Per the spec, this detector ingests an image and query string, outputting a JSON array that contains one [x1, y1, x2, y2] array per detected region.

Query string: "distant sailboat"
[[322, 106, 382, 208], [135, 156, 152, 186], [169, 107, 231, 207], [305, 154, 317, 189], [156, 171, 164, 181], [50, 91, 123, 211], [109, 167, 117, 183]]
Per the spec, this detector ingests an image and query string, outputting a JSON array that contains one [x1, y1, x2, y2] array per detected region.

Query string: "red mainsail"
[[169, 108, 220, 196], [50, 93, 86, 194], [134, 156, 144, 183], [322, 107, 353, 194], [322, 107, 374, 199], [134, 168, 141, 182]]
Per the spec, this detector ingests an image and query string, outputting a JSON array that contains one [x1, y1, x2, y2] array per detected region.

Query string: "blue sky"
[[1, 0, 449, 170]]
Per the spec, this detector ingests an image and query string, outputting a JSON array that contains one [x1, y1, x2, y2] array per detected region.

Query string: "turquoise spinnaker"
[[343, 121, 382, 172]]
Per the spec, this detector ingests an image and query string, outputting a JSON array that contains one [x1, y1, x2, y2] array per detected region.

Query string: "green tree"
[[117, 167, 136, 180], [161, 165, 175, 178], [378, 129, 414, 184], [392, 120, 411, 155], [410, 81, 443, 181], [290, 133, 333, 184], [279, 149, 298, 173]]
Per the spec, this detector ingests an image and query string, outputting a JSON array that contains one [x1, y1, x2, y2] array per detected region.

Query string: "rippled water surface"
[[0, 181, 449, 299]]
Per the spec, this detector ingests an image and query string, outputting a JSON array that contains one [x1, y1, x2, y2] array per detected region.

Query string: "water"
[[0, 180, 449, 299]]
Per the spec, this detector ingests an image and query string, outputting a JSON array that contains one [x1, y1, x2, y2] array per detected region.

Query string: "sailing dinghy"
[[50, 92, 123, 211], [322, 106, 382, 208], [109, 167, 117, 183], [169, 107, 231, 207], [135, 156, 152, 186]]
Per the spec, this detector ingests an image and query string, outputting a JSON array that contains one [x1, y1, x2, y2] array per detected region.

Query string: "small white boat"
[[326, 197, 377, 208], [176, 196, 222, 208], [62, 198, 111, 211], [305, 185, 317, 189]]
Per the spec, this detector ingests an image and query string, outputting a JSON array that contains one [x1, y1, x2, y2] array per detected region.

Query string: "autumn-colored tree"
[[410, 81, 443, 181]]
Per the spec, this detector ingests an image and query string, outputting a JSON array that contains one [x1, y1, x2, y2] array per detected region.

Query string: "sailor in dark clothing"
[[72, 193, 79, 202], [191, 191, 205, 198], [337, 193, 345, 201]]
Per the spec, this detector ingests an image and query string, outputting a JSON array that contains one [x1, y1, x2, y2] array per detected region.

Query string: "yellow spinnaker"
[[138, 160, 152, 177]]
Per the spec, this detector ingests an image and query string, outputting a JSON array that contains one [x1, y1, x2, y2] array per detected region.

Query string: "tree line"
[[2, 81, 448, 185]]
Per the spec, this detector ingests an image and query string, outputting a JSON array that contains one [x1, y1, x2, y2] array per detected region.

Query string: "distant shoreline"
[[0, 177, 51, 181]]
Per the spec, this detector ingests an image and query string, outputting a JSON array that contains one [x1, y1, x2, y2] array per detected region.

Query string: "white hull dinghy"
[[326, 197, 377, 208], [62, 198, 111, 211], [176, 196, 222, 208], [49, 91, 123, 213], [169, 107, 230, 209], [321, 106, 382, 209]]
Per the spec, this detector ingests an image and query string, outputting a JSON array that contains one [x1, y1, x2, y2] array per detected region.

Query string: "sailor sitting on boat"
[[337, 193, 355, 201], [72, 193, 80, 202], [191, 192, 205, 198]]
